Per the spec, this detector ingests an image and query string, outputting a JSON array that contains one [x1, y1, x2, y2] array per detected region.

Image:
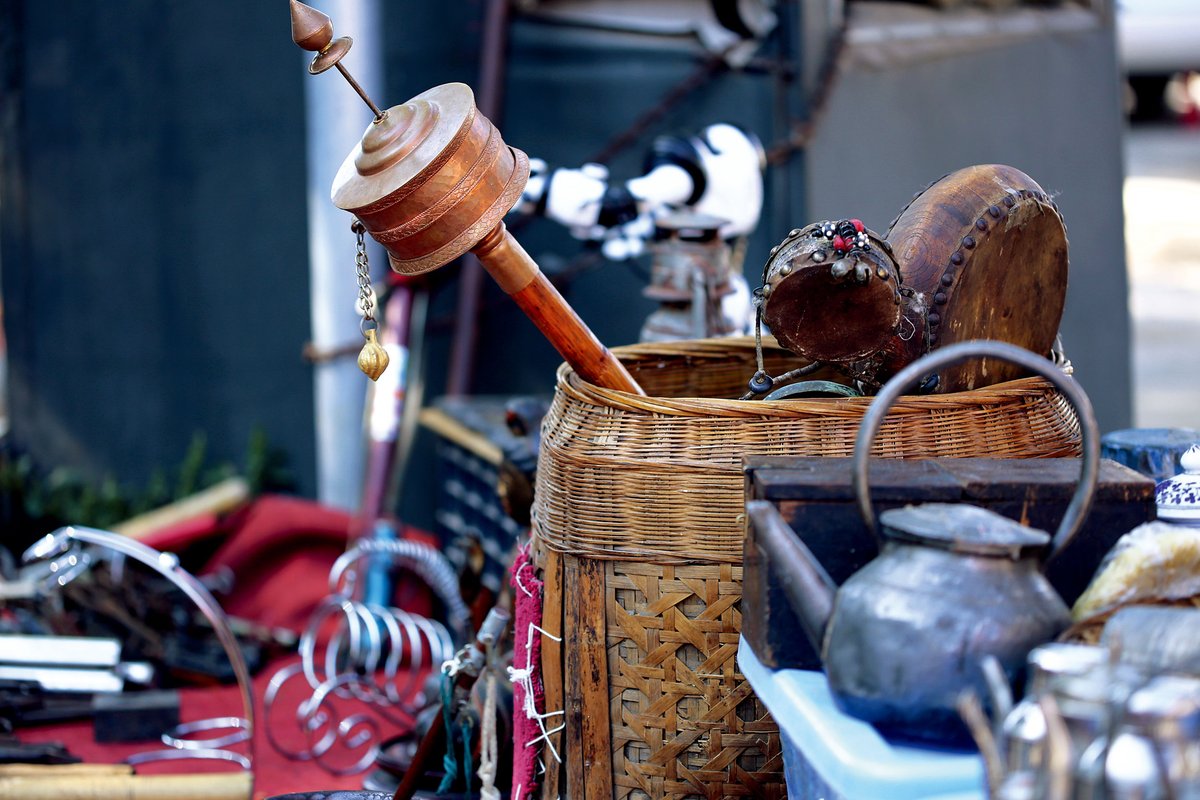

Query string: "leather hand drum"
[[759, 164, 1069, 393]]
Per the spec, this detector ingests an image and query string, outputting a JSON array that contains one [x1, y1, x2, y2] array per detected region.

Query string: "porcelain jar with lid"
[[1157, 445, 1200, 526]]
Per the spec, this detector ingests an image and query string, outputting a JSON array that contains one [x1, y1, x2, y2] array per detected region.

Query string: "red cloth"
[[144, 495, 355, 632], [18, 495, 437, 797]]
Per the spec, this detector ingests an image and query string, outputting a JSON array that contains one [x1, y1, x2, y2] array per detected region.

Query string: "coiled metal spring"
[[263, 537, 465, 774]]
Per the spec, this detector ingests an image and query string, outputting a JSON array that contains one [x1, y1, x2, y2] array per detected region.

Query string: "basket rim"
[[561, 336, 1073, 418]]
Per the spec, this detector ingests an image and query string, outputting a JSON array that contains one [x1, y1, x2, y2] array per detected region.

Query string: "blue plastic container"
[[739, 637, 986, 800]]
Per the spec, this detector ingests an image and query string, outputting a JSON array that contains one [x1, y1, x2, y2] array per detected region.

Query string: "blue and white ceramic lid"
[[1156, 445, 1200, 526]]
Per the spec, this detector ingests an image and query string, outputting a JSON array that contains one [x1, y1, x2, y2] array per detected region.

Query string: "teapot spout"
[[747, 501, 836, 653]]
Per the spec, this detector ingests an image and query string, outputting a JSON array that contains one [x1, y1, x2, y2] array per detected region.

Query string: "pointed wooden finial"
[[289, 0, 333, 52], [289, 0, 384, 120]]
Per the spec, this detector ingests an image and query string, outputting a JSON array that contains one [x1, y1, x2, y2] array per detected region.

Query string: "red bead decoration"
[[851, 219, 864, 232], [833, 235, 847, 251]]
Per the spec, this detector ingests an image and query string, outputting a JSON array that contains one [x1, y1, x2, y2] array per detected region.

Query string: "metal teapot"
[[747, 340, 1100, 746]]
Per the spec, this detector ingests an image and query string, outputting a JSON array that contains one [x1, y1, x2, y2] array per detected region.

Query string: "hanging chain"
[[351, 219, 389, 381], [353, 220, 375, 324]]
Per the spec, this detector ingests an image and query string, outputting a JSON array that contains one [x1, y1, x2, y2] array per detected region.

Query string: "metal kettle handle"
[[851, 339, 1100, 559]]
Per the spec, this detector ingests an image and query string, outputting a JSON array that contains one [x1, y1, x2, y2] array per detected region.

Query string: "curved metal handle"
[[851, 340, 1099, 559]]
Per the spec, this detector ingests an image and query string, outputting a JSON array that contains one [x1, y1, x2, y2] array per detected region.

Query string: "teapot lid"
[[1155, 444, 1200, 526], [880, 503, 1050, 557]]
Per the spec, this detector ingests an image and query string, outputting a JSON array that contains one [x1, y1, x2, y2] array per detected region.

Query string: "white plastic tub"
[[738, 637, 986, 800]]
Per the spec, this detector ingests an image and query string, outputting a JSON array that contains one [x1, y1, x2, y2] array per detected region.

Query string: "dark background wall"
[[1, 2, 316, 497], [379, 4, 814, 400]]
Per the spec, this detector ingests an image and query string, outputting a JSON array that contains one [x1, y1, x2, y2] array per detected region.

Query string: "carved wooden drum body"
[[759, 164, 1069, 392], [888, 164, 1069, 392]]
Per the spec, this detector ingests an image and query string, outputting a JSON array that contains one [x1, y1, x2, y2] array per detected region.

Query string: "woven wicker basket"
[[533, 336, 1081, 800]]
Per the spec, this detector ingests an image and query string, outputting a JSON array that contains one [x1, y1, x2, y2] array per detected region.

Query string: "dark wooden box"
[[742, 457, 1156, 670]]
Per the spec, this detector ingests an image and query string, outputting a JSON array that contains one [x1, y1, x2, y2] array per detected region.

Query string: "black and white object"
[[519, 123, 765, 262]]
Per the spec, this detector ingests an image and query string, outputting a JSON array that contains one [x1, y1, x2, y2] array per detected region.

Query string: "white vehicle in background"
[[1116, 0, 1200, 119]]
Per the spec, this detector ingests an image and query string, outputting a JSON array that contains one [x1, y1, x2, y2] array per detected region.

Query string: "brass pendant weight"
[[352, 220, 388, 381], [358, 326, 389, 381]]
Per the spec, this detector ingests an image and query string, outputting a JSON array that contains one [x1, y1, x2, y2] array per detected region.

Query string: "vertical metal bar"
[[359, 284, 413, 522], [302, 0, 386, 508]]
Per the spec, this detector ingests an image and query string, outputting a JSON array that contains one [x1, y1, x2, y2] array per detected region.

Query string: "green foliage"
[[0, 429, 294, 547]]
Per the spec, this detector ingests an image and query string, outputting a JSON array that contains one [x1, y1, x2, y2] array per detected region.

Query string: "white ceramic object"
[[1156, 445, 1200, 525]]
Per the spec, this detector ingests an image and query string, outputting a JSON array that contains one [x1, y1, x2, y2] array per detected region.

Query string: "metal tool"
[[0, 739, 80, 765], [289, 0, 644, 395], [21, 527, 254, 795], [0, 635, 148, 694]]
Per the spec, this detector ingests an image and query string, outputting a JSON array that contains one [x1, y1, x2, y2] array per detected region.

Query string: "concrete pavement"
[[1124, 124, 1200, 430]]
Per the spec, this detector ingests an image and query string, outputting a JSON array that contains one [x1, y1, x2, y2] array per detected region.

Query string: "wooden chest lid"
[[745, 456, 1154, 504]]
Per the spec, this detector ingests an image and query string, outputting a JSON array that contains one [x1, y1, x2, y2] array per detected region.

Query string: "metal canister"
[[1044, 664, 1146, 800], [995, 771, 1037, 800], [1100, 428, 1199, 484], [1001, 643, 1109, 775], [1106, 675, 1200, 800]]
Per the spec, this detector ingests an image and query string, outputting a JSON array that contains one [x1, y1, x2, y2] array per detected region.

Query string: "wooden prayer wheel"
[[291, 1, 644, 396], [330, 82, 528, 277]]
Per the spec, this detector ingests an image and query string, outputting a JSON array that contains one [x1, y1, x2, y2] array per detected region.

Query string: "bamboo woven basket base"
[[607, 560, 786, 800], [534, 337, 1082, 798]]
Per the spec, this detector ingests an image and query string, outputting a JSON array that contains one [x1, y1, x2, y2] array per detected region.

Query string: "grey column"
[[302, 0, 386, 510]]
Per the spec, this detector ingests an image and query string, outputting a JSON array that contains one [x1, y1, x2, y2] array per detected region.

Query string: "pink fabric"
[[510, 546, 547, 800]]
